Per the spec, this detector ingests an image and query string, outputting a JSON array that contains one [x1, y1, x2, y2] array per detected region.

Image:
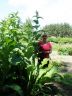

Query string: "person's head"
[[42, 34, 47, 42]]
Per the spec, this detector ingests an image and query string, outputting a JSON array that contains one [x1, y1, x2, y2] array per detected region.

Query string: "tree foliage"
[[43, 23, 72, 37]]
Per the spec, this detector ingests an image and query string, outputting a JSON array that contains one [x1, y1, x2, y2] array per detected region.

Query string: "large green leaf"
[[4, 84, 24, 96]]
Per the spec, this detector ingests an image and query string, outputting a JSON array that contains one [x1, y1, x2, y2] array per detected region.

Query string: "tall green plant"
[[0, 12, 64, 96], [0, 12, 29, 95], [32, 10, 43, 40]]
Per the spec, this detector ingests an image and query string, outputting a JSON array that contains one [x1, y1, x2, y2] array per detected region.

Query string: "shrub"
[[58, 46, 72, 55], [48, 36, 59, 43], [48, 37, 72, 44], [58, 37, 72, 43]]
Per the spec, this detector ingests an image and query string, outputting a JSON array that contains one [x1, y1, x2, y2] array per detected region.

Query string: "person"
[[37, 34, 52, 67]]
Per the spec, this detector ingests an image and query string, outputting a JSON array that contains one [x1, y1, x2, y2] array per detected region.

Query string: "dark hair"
[[42, 34, 47, 37]]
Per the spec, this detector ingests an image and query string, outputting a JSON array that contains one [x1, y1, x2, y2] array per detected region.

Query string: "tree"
[[43, 23, 72, 37]]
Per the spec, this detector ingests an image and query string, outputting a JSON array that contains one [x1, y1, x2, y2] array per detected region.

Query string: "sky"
[[0, 0, 72, 27]]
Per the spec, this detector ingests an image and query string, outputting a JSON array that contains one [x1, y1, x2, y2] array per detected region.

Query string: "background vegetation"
[[43, 23, 72, 37]]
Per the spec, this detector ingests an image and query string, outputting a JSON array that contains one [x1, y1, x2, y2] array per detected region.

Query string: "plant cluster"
[[0, 11, 71, 96], [58, 46, 72, 55], [48, 37, 72, 44]]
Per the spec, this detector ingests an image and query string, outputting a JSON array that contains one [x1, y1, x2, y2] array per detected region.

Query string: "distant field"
[[52, 43, 72, 51]]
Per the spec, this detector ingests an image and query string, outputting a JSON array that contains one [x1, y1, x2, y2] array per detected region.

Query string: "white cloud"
[[8, 0, 26, 6], [8, 0, 47, 8], [7, 0, 72, 26]]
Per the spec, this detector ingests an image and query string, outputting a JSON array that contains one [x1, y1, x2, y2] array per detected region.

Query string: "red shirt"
[[38, 41, 52, 58]]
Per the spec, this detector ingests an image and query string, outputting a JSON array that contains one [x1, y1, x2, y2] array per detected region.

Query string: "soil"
[[50, 51, 72, 96], [51, 51, 72, 73]]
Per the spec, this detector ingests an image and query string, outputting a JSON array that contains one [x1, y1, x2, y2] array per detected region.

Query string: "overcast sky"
[[0, 0, 72, 27]]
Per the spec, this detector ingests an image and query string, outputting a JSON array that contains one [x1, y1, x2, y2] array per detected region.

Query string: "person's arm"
[[49, 42, 52, 54]]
